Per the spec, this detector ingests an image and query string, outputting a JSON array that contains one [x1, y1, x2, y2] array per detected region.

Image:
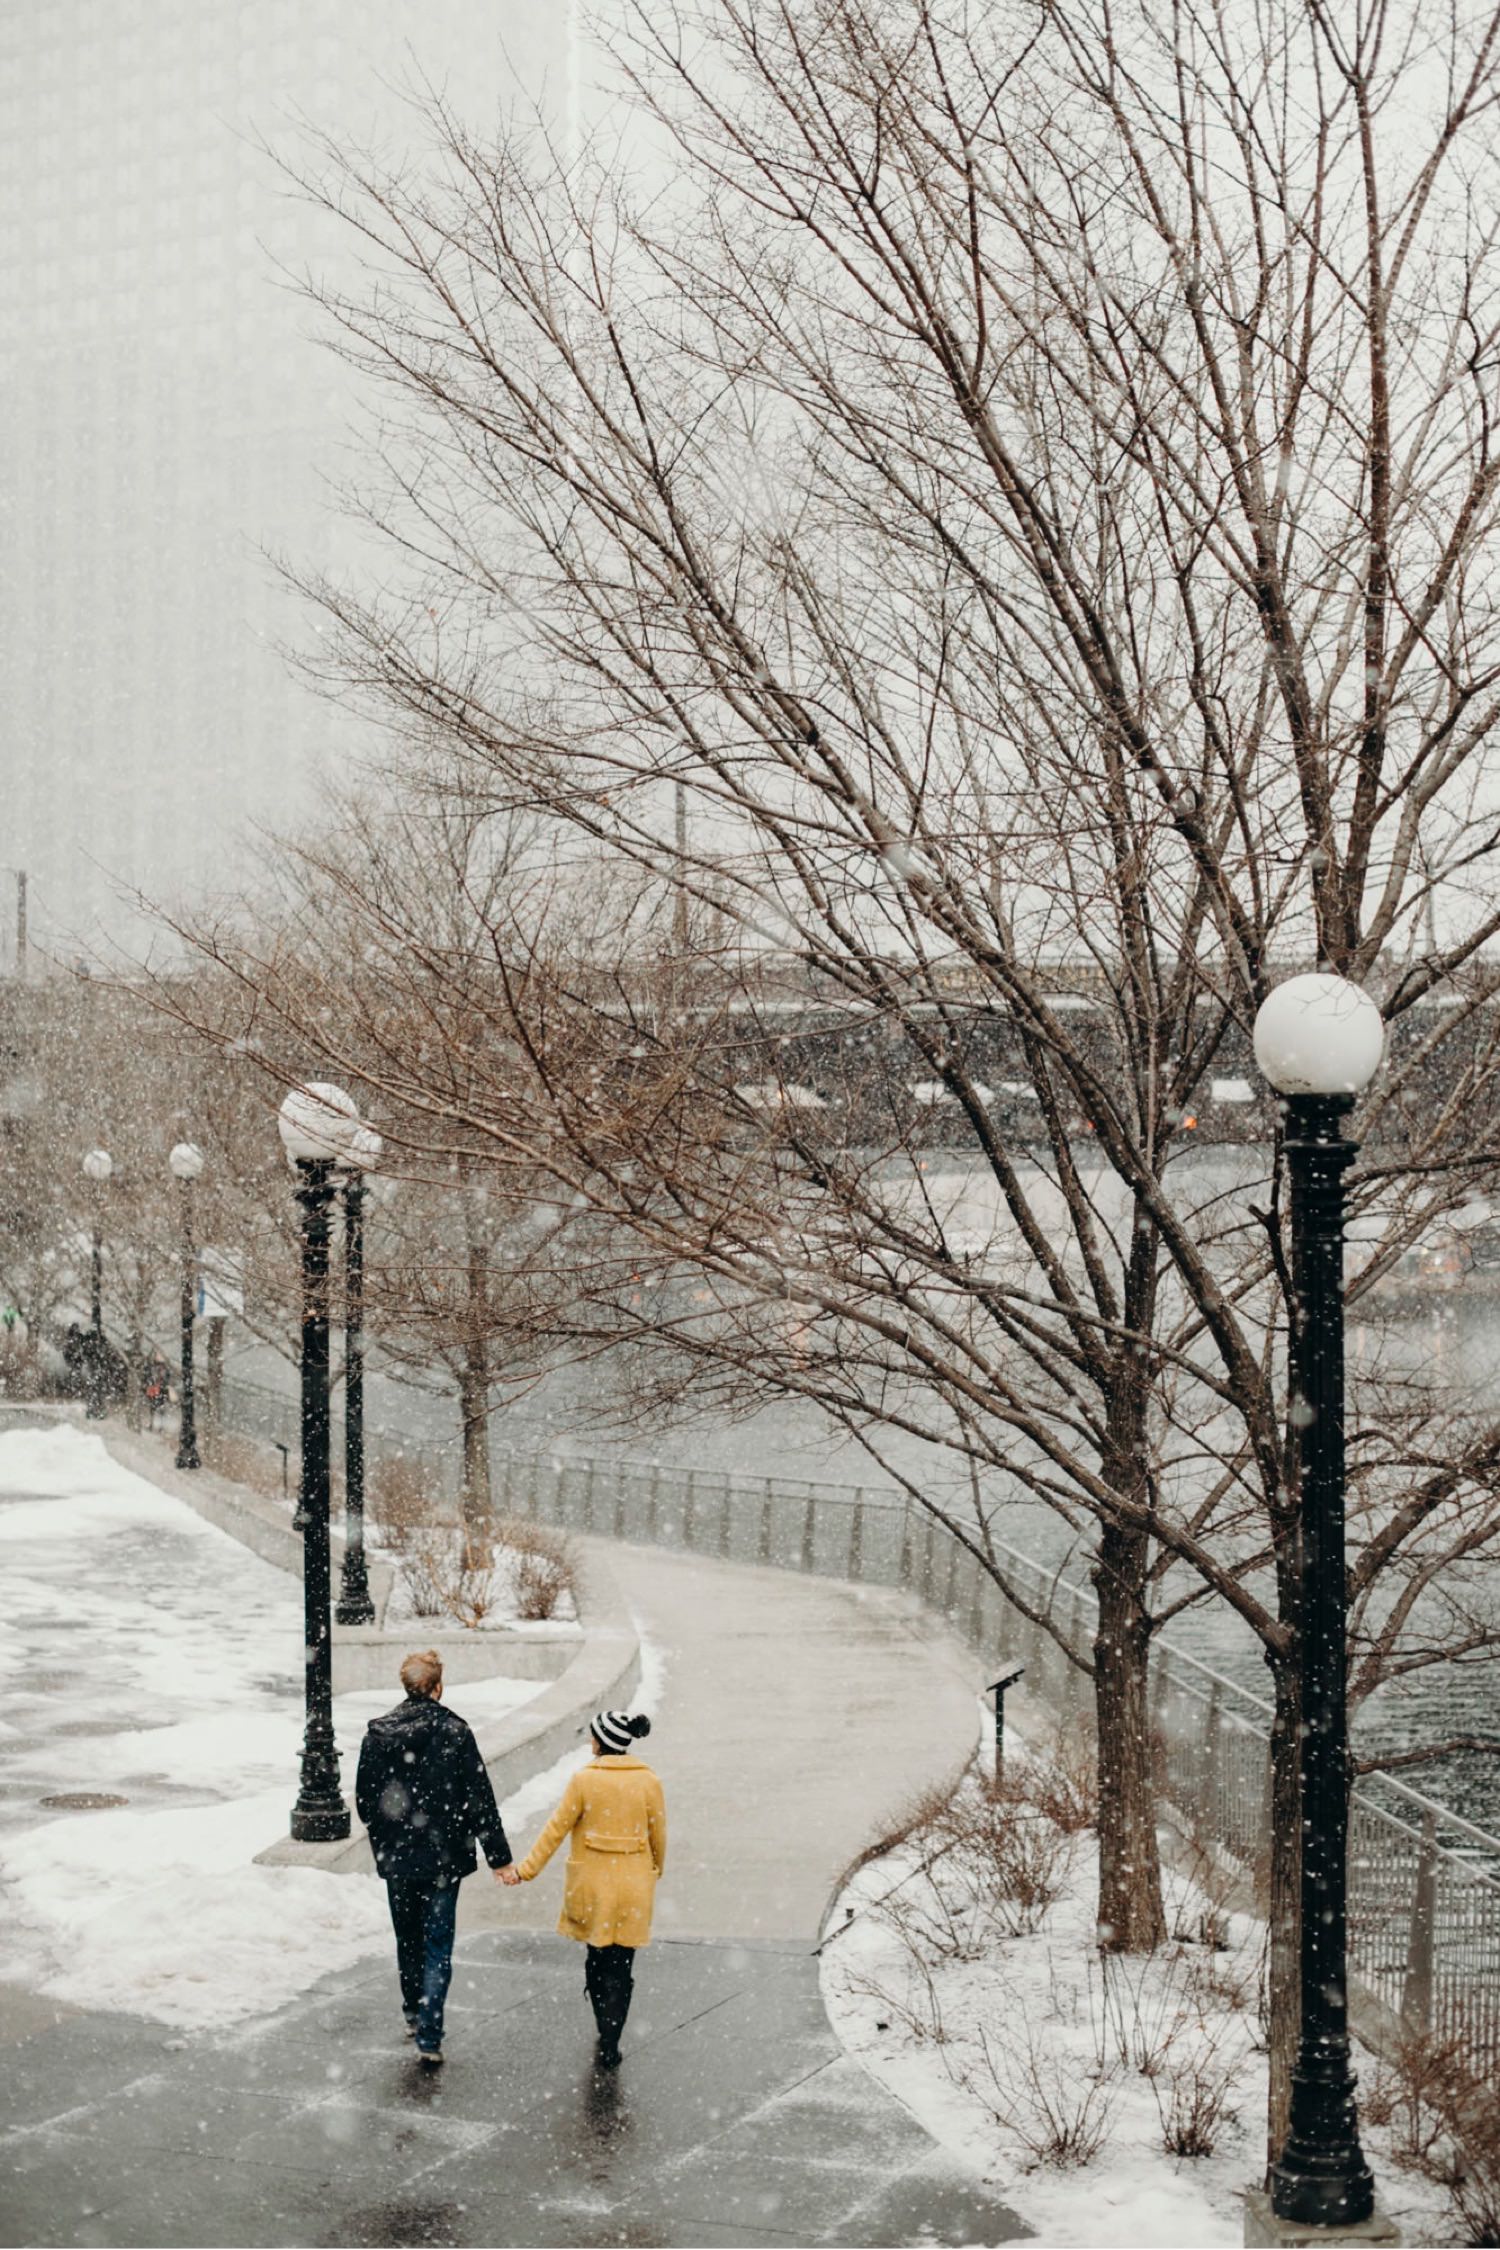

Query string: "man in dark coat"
[[355, 1648, 520, 2064]]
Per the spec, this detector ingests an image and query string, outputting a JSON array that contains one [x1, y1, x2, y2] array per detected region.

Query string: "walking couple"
[[355, 1649, 665, 2070]]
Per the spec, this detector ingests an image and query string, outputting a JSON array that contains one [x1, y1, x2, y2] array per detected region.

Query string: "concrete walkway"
[[2, 1520, 1029, 2247], [461, 1538, 987, 1943], [1, 1935, 1028, 2248]]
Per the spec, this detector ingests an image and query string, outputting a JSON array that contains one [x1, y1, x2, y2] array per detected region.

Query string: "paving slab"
[[0, 1935, 1027, 2248]]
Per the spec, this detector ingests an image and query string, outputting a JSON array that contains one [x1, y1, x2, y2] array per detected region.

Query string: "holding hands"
[[494, 1863, 523, 1886]]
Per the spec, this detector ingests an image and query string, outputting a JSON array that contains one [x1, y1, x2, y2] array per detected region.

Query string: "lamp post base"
[[335, 1545, 376, 1627], [289, 1801, 352, 1844], [1244, 2189, 1399, 2248], [176, 1440, 200, 1471]]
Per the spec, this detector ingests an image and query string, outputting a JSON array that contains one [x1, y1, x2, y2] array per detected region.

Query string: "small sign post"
[[988, 1665, 1025, 1785]]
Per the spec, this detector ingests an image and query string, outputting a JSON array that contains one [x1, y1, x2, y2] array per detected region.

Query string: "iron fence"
[[215, 1372, 1500, 2076]]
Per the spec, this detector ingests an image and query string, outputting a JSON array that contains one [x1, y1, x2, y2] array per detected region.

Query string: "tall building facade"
[[0, 0, 574, 966]]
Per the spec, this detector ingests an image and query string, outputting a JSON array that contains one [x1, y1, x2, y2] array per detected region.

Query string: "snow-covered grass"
[[821, 1726, 1460, 2248], [0, 1425, 542, 2029]]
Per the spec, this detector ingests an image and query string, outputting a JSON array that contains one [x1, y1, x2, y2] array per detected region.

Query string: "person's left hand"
[[496, 1864, 522, 1886]]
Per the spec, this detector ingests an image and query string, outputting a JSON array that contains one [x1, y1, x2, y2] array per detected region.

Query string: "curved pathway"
[[3, 1508, 1030, 2248], [461, 1537, 986, 1942]]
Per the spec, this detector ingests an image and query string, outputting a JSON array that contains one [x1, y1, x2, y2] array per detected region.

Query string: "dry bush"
[[369, 1454, 442, 1551], [399, 1529, 504, 1627], [205, 1431, 285, 1500], [1004, 1727, 1097, 1836], [874, 1854, 993, 1963], [1168, 1826, 1240, 1952], [1395, 2014, 1500, 2245], [496, 1516, 578, 1621], [1361, 2061, 1400, 2131], [963, 2023, 1118, 2170], [399, 1530, 449, 1618], [1448, 2117, 1500, 2248], [1382, 2018, 1500, 2246], [838, 1772, 973, 1898], [842, 1948, 951, 2047], [940, 1790, 1076, 1939], [1151, 2024, 1242, 2158], [1184, 1938, 1261, 2017], [1384, 2027, 1475, 2182], [1092, 1949, 1186, 2079]]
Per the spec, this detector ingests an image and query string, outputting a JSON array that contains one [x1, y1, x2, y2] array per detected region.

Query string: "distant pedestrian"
[[355, 1649, 519, 2066], [514, 1710, 665, 2070], [144, 1355, 170, 1428]]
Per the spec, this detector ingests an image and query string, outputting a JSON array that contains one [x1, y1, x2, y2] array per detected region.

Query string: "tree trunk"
[[1265, 1648, 1303, 2177], [458, 1363, 492, 1566], [1092, 1519, 1168, 1951]]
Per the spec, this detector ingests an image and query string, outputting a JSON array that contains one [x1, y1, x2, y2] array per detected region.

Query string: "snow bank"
[[820, 1734, 1456, 2248], [1, 1791, 390, 2030], [0, 1424, 540, 2030]]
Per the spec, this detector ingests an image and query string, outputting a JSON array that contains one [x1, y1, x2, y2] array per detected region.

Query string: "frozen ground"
[[0, 1425, 542, 2029], [820, 1750, 1457, 2248]]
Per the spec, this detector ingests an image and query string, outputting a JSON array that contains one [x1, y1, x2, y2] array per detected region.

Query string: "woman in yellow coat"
[[515, 1708, 666, 2068]]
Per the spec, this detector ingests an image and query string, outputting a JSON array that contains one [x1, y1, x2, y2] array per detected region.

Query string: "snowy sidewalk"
[[0, 1427, 1028, 2246], [0, 1425, 537, 2029]]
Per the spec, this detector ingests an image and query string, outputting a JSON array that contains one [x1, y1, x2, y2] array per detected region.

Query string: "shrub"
[[964, 2023, 1118, 2170], [1008, 1727, 1097, 1835], [938, 1788, 1076, 1938], [1092, 1948, 1185, 2079], [206, 1431, 285, 1501], [497, 1517, 578, 1621], [1150, 2026, 1241, 2157], [393, 1530, 499, 1626], [369, 1454, 441, 1551]]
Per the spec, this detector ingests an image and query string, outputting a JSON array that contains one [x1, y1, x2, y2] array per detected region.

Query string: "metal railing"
[[214, 1371, 1500, 2076]]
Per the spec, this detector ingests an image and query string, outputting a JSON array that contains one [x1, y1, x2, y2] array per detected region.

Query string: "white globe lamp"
[[1253, 974, 1384, 1098], [82, 1148, 113, 1183], [338, 1124, 382, 1174], [168, 1141, 205, 1182], [276, 1082, 359, 1168]]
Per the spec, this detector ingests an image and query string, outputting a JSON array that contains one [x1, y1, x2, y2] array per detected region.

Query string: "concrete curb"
[[256, 1541, 642, 1873]]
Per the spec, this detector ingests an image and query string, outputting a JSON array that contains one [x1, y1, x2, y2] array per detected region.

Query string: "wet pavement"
[[0, 1933, 1029, 2248]]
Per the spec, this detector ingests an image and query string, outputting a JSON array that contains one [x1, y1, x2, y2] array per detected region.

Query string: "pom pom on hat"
[[592, 1709, 650, 1752]]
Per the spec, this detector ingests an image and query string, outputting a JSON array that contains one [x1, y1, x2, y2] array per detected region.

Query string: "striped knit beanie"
[[592, 1709, 651, 1754]]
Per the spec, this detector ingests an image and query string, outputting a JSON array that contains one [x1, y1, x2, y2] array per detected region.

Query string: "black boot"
[[585, 1947, 614, 2064], [595, 1949, 633, 2069]]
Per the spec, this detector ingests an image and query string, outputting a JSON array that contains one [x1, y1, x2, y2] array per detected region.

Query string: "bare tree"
[[232, 0, 1500, 2159]]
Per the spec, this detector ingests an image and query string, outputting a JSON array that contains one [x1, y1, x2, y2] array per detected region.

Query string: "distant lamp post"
[[81, 1148, 113, 1419], [277, 1080, 359, 1843], [168, 1142, 204, 1470], [1254, 973, 1385, 2230], [334, 1124, 381, 1628]]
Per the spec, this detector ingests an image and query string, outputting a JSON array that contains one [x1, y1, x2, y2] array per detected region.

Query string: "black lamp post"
[[1255, 973, 1385, 2230], [279, 1081, 358, 1844], [169, 1141, 203, 1471], [335, 1125, 380, 1628], [81, 1148, 112, 1419]]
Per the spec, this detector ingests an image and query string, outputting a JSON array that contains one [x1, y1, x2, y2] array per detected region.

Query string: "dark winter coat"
[[355, 1692, 513, 1884]]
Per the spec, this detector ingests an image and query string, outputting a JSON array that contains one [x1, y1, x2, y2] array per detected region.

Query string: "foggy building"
[[0, 0, 573, 968]]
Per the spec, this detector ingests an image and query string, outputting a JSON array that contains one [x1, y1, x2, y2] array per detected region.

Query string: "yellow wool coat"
[[516, 1754, 667, 1948]]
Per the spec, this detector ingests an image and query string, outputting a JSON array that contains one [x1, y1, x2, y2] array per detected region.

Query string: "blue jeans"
[[385, 1878, 459, 2053]]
